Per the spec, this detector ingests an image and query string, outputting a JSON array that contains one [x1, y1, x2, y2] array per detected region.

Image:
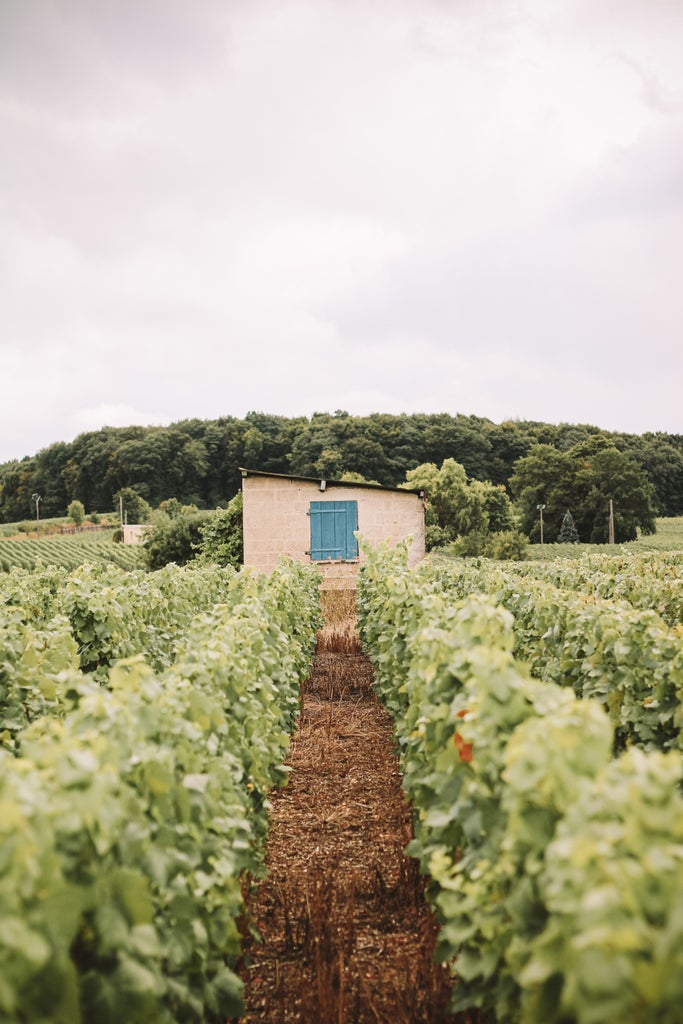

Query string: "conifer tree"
[[558, 509, 580, 543]]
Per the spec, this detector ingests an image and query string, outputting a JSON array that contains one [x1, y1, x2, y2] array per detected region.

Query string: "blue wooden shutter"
[[309, 500, 358, 560]]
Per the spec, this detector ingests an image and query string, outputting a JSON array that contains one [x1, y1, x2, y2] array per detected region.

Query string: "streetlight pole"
[[536, 503, 546, 550]]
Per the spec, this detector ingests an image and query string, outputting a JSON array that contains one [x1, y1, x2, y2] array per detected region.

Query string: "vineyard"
[[357, 541, 683, 1022], [0, 528, 143, 572], [2, 539, 683, 1022], [0, 558, 321, 1022]]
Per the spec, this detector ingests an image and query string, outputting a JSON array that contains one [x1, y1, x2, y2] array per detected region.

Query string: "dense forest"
[[1, 410, 682, 524]]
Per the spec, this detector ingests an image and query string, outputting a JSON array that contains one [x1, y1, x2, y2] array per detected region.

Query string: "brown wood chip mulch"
[[235, 620, 473, 1024]]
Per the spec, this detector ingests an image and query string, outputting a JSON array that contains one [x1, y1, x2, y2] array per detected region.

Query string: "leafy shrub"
[[143, 512, 211, 570], [443, 530, 528, 560], [195, 493, 243, 568], [486, 529, 529, 560], [67, 500, 85, 527]]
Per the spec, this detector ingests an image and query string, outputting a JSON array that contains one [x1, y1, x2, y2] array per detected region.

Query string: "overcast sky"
[[2, 0, 682, 464]]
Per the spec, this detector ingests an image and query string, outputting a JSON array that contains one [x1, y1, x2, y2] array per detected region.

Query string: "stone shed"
[[240, 468, 426, 587]]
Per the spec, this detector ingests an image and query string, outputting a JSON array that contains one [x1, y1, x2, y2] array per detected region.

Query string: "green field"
[[0, 524, 144, 571], [0, 515, 114, 537], [524, 515, 683, 559]]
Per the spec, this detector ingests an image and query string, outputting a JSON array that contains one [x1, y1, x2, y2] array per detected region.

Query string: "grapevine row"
[[1, 562, 259, 749], [510, 550, 682, 629], [427, 555, 683, 753], [357, 542, 683, 1023], [0, 559, 321, 1023], [0, 535, 142, 572]]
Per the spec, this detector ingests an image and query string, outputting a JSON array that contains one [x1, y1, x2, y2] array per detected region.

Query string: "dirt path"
[[236, 618, 460, 1023]]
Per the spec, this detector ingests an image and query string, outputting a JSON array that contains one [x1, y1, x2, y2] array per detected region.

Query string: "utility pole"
[[537, 503, 546, 551], [608, 498, 615, 544]]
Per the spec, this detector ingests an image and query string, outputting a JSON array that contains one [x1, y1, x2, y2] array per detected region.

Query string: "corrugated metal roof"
[[239, 468, 424, 497]]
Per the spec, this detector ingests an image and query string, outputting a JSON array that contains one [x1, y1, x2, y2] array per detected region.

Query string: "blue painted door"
[[309, 500, 358, 560]]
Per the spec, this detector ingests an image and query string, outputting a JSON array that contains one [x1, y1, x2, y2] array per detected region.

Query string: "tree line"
[[1, 410, 681, 539]]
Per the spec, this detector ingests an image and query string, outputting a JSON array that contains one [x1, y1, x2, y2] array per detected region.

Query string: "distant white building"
[[122, 524, 150, 545]]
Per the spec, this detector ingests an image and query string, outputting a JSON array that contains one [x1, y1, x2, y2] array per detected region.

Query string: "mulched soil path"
[[236, 620, 462, 1023]]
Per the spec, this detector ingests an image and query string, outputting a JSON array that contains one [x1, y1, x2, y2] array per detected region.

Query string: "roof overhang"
[[239, 467, 424, 498]]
